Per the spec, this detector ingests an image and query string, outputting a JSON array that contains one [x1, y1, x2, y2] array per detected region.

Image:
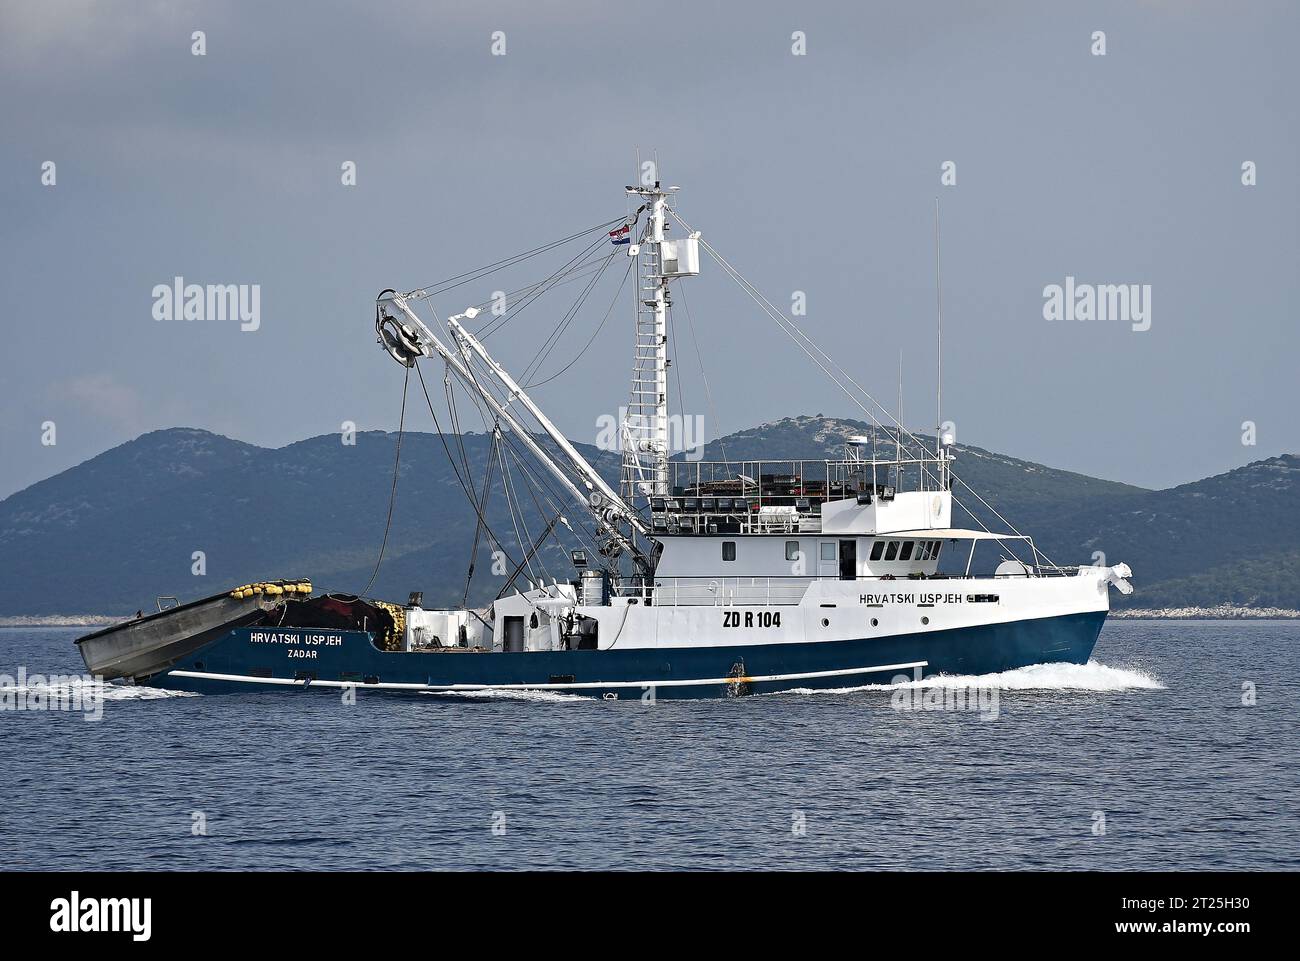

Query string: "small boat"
[[76, 582, 305, 680], [78, 176, 1133, 699]]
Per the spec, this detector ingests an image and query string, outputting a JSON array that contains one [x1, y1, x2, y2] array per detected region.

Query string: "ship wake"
[[785, 659, 1165, 696], [5, 677, 199, 700], [421, 688, 591, 703]]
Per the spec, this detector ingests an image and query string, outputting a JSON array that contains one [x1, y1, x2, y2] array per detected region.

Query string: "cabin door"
[[503, 616, 525, 653], [839, 540, 857, 580], [817, 541, 838, 578]]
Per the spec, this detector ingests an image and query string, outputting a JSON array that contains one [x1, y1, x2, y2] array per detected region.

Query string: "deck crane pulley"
[[375, 289, 422, 367]]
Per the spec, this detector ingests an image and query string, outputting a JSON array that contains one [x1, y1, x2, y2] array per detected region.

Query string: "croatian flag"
[[609, 223, 632, 245]]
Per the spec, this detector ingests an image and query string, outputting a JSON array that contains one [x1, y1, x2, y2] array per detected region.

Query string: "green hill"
[[0, 417, 1294, 614]]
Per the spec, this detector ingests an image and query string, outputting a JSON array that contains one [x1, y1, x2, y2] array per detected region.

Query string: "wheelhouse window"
[[884, 541, 899, 561], [785, 540, 801, 562], [930, 541, 943, 561], [900, 541, 914, 561], [869, 540, 885, 561], [722, 541, 737, 562]]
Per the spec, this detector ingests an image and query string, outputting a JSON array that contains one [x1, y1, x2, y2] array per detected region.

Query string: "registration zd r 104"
[[722, 611, 781, 628]]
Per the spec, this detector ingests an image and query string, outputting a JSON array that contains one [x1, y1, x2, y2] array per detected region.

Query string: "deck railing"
[[661, 456, 948, 504]]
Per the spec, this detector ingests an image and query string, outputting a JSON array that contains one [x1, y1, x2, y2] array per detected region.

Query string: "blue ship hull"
[[143, 609, 1107, 699]]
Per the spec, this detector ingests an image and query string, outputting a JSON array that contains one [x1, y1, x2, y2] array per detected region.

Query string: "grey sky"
[[2, 0, 1296, 498]]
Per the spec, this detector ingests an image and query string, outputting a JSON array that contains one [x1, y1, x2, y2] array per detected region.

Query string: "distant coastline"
[[1111, 606, 1300, 619], [0, 615, 120, 628]]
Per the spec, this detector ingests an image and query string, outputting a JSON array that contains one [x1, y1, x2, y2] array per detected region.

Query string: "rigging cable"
[[359, 364, 409, 598], [403, 218, 624, 303], [494, 511, 565, 601], [520, 250, 618, 384], [524, 254, 634, 389], [496, 437, 539, 585], [677, 281, 731, 472], [463, 256, 614, 317], [494, 425, 605, 553], [509, 444, 577, 575], [445, 376, 483, 510], [503, 449, 548, 584], [495, 416, 616, 582], [412, 360, 525, 579], [666, 295, 687, 450], [679, 215, 942, 487], [441, 330, 610, 574], [473, 232, 613, 341], [402, 220, 648, 584], [447, 312, 587, 532], [461, 427, 499, 605], [672, 211, 1058, 565]]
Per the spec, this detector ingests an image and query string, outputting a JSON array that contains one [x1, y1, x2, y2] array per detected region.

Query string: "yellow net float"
[[231, 579, 312, 599], [372, 600, 406, 652]]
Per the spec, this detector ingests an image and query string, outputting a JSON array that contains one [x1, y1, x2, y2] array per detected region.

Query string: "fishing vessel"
[[78, 177, 1133, 698]]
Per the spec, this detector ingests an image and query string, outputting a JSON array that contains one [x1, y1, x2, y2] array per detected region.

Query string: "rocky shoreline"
[[1111, 606, 1300, 619], [0, 615, 120, 628]]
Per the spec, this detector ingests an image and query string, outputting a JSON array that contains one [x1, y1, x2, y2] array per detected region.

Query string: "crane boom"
[[446, 317, 647, 536], [382, 293, 651, 570]]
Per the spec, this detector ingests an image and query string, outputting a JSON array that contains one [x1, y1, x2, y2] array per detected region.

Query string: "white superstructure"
[[373, 175, 1133, 670]]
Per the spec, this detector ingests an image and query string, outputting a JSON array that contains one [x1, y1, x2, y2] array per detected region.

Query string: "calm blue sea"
[[0, 621, 1295, 871]]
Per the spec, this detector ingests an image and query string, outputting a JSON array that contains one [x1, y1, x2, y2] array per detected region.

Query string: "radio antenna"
[[897, 349, 903, 469], [934, 197, 944, 459]]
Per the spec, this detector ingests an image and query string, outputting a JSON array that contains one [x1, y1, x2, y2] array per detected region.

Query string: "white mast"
[[622, 179, 682, 501], [934, 197, 943, 462], [934, 197, 953, 491]]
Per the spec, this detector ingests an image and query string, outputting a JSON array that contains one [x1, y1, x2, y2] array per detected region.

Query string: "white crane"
[[377, 291, 654, 575]]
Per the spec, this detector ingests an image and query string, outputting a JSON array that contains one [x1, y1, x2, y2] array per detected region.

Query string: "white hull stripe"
[[165, 660, 928, 692]]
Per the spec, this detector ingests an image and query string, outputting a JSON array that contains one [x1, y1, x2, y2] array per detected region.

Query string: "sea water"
[[0, 621, 1295, 870]]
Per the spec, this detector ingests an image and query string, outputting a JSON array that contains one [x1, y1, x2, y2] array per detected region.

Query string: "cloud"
[[59, 373, 150, 434], [0, 0, 205, 67]]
